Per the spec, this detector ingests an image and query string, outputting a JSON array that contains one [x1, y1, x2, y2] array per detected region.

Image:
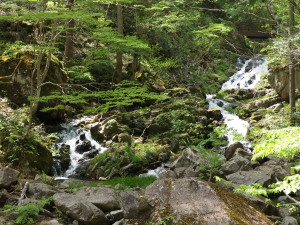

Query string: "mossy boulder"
[[0, 51, 68, 122], [142, 178, 274, 225]]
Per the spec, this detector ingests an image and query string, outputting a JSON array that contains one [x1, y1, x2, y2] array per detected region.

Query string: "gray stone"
[[27, 182, 58, 199], [144, 178, 273, 225], [226, 166, 276, 187], [158, 170, 177, 179], [171, 148, 200, 168], [112, 219, 124, 225], [224, 142, 244, 160], [120, 191, 152, 220], [107, 209, 124, 221], [54, 193, 109, 225], [268, 65, 300, 100], [74, 186, 121, 211], [282, 216, 298, 225], [38, 219, 63, 225], [220, 156, 252, 175], [0, 167, 19, 188]]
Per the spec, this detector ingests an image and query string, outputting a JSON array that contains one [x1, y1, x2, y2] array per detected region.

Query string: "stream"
[[207, 57, 268, 149], [53, 57, 268, 178]]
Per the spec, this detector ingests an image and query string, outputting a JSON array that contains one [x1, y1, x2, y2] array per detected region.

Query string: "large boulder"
[[144, 178, 274, 225], [53, 193, 109, 225], [268, 66, 300, 100], [0, 167, 19, 188], [26, 182, 58, 199], [0, 51, 68, 123], [220, 156, 253, 175], [74, 187, 121, 212], [226, 166, 276, 187]]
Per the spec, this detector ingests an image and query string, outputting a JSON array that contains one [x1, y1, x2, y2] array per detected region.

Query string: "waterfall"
[[207, 57, 268, 148], [54, 119, 107, 179]]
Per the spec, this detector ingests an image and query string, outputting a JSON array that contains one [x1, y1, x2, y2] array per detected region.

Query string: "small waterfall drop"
[[54, 119, 107, 179], [207, 57, 268, 149]]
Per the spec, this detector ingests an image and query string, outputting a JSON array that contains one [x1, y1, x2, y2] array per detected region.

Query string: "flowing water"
[[54, 119, 107, 179], [207, 57, 268, 149]]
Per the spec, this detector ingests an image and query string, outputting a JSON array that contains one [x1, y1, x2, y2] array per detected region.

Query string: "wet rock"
[[0, 167, 19, 188], [144, 178, 273, 225], [82, 149, 99, 160], [54, 193, 109, 225], [74, 187, 121, 212], [57, 144, 71, 172], [75, 140, 92, 153], [224, 142, 244, 160], [207, 108, 223, 121]]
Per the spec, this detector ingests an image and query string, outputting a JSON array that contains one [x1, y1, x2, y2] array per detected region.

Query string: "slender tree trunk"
[[113, 4, 123, 83], [289, 3, 296, 124], [63, 0, 75, 67]]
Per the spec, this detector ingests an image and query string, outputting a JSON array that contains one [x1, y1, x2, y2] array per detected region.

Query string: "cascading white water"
[[55, 120, 107, 179], [222, 57, 268, 89], [207, 57, 268, 148]]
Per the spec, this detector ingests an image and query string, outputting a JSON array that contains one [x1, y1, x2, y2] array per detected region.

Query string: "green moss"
[[209, 183, 273, 225], [99, 176, 157, 190]]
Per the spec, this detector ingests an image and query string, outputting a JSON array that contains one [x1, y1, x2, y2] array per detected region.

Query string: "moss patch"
[[209, 183, 274, 225]]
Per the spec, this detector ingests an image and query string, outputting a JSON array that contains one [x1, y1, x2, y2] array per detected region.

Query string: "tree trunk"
[[63, 0, 75, 67], [113, 4, 124, 83], [289, 2, 296, 124]]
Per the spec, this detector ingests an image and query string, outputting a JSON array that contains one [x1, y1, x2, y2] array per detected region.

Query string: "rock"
[[75, 140, 92, 153], [171, 148, 200, 168], [226, 166, 276, 187], [118, 133, 132, 145], [268, 65, 300, 100], [102, 119, 120, 140], [158, 170, 177, 179], [82, 149, 99, 160], [121, 191, 152, 220], [220, 156, 253, 175], [246, 96, 282, 111], [224, 142, 244, 160], [112, 219, 124, 225], [38, 219, 63, 225], [207, 108, 223, 121], [27, 182, 58, 199], [282, 216, 298, 225], [144, 178, 273, 225], [242, 194, 279, 217], [74, 187, 121, 212], [0, 192, 18, 207], [106, 209, 124, 221], [54, 193, 109, 225], [0, 167, 19, 188]]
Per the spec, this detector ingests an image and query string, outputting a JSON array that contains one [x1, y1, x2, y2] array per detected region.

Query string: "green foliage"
[[100, 176, 157, 190], [29, 81, 169, 114], [191, 126, 227, 180], [2, 197, 53, 225], [66, 66, 95, 83], [0, 107, 55, 169], [235, 183, 268, 197], [252, 127, 300, 160]]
